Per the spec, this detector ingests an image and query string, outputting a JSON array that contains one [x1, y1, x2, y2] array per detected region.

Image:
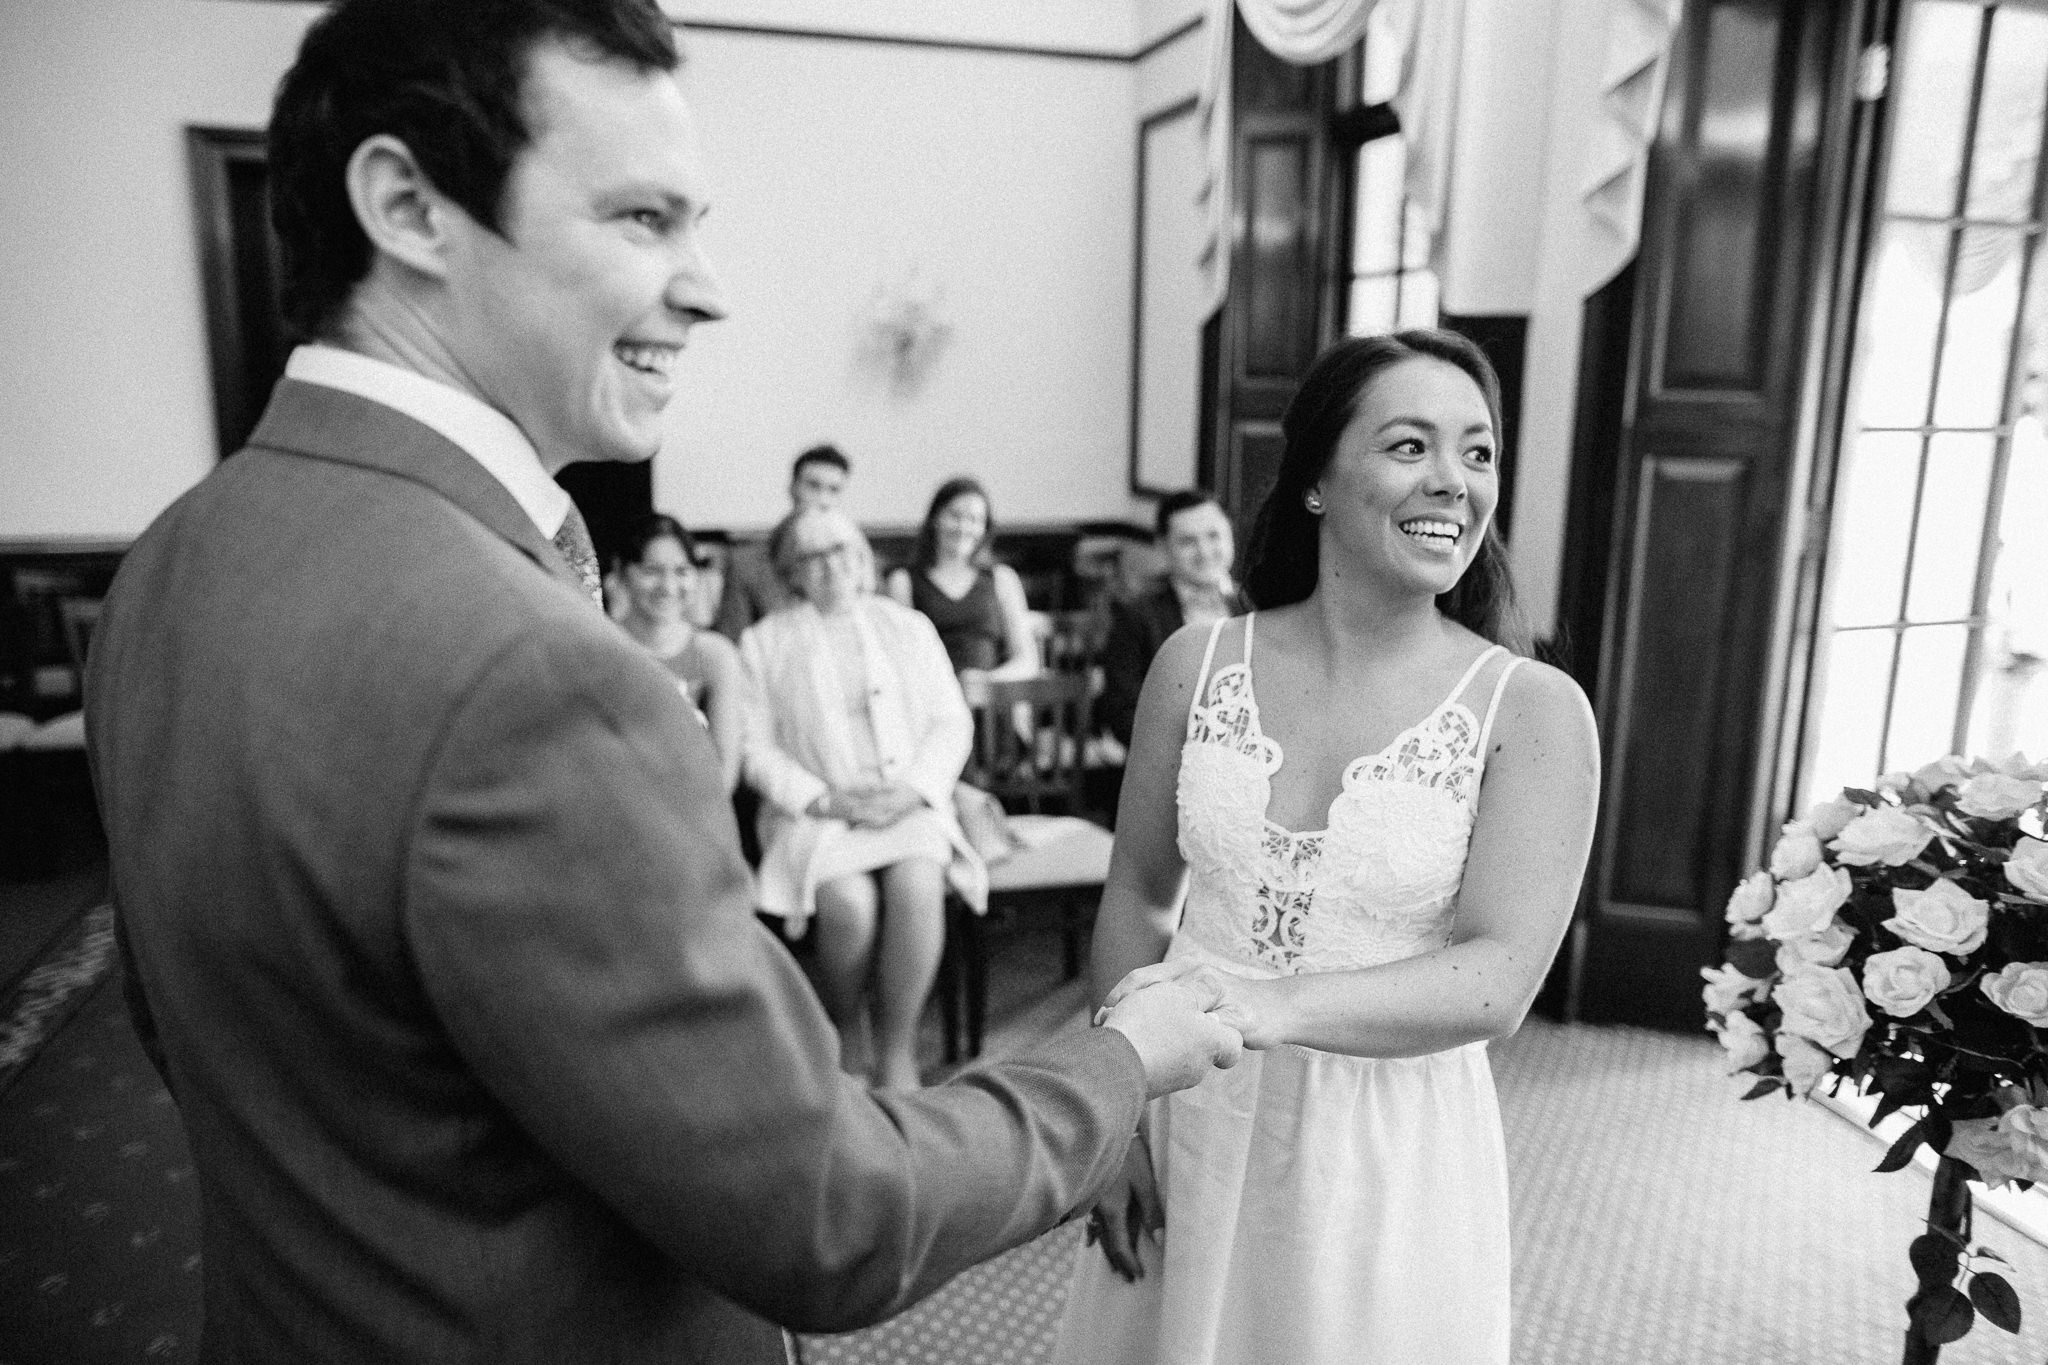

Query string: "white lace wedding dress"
[[1054, 613, 1522, 1365]]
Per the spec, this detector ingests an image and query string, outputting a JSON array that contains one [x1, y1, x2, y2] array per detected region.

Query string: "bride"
[[1056, 330, 1600, 1364]]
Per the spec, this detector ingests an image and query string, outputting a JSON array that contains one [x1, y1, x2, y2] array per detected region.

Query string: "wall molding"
[[217, 2, 1205, 65]]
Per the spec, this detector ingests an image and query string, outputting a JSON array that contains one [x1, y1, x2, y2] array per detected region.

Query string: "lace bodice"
[[1173, 615, 1521, 977]]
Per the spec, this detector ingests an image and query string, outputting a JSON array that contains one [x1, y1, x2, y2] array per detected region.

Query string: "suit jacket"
[[1099, 580, 1243, 746], [738, 598, 987, 925], [85, 380, 1144, 1365]]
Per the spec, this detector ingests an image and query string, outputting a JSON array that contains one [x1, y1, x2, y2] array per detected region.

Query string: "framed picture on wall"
[[187, 126, 290, 460], [1129, 97, 1206, 498]]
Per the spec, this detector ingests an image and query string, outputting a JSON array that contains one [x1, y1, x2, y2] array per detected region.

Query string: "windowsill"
[[1820, 1087, 2048, 1247]]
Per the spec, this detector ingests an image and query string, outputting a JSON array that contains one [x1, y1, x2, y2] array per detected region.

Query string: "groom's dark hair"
[[268, 0, 677, 341]]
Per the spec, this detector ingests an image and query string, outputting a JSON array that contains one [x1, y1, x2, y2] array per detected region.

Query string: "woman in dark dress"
[[886, 476, 1039, 683]]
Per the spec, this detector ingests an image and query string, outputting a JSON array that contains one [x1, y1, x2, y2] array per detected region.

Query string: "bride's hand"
[[1084, 1131, 1163, 1283], [1099, 961, 1283, 1050]]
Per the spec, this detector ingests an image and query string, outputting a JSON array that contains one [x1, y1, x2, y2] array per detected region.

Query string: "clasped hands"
[[807, 783, 923, 828], [1094, 960, 1280, 1099]]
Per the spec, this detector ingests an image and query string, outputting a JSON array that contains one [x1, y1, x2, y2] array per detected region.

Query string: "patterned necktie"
[[552, 504, 604, 610]]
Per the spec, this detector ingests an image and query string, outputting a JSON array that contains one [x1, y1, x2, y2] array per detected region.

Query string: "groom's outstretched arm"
[[405, 627, 1235, 1331]]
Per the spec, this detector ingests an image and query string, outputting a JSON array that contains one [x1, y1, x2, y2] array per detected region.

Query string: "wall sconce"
[[861, 266, 953, 397]]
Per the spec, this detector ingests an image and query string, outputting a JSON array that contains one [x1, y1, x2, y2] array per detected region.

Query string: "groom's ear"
[[346, 133, 459, 281]]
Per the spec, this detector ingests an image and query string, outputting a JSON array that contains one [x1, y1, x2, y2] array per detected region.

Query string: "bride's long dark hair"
[[1241, 329, 1532, 654]]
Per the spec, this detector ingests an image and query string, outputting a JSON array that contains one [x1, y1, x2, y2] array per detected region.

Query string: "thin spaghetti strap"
[[1476, 655, 1526, 754], [1191, 616, 1229, 709], [1241, 610, 1257, 667], [1448, 644, 1503, 701]]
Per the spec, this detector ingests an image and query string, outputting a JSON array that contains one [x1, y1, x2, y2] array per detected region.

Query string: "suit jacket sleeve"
[[401, 630, 1144, 1331]]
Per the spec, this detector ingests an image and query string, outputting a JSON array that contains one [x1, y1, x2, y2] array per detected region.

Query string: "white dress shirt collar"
[[284, 344, 571, 539]]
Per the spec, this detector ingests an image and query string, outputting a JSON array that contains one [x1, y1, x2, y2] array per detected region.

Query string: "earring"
[[1304, 492, 1324, 514]]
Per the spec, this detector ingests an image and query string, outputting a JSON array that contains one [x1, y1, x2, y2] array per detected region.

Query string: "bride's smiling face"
[[1309, 357, 1498, 600]]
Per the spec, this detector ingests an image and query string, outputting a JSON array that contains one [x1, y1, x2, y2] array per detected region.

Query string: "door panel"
[[1573, 0, 1863, 1028]]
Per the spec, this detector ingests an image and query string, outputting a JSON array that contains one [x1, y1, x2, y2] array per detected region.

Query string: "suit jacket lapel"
[[245, 378, 584, 597]]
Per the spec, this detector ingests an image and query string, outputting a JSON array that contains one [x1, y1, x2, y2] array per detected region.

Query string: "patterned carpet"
[[10, 885, 2048, 1364]]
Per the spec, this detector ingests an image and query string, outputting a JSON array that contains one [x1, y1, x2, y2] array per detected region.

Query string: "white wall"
[[0, 0, 326, 541], [0, 0, 1160, 540], [663, 30, 1149, 531]]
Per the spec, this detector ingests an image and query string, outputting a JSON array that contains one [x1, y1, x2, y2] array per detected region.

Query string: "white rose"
[[2005, 837, 2048, 902], [1775, 920, 1854, 973], [1701, 963, 1774, 1017], [1806, 797, 1862, 841], [1947, 1117, 2031, 1189], [1878, 771, 1915, 796], [1762, 866, 1853, 940], [1832, 806, 1936, 866], [1957, 774, 2044, 821], [1994, 752, 2048, 782], [1724, 870, 1775, 929], [1776, 1032, 1835, 1097], [1981, 961, 2048, 1025], [1769, 821, 1824, 879], [1711, 1009, 1769, 1071], [1774, 965, 1873, 1058], [1860, 945, 1951, 1017], [2000, 1106, 2048, 1185], [1913, 756, 1974, 795], [1885, 879, 1990, 956]]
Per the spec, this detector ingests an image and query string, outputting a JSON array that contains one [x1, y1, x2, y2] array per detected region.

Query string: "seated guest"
[[885, 476, 1039, 683], [1099, 489, 1242, 746], [685, 527, 732, 629], [615, 515, 749, 794], [714, 444, 851, 639], [740, 509, 986, 1090]]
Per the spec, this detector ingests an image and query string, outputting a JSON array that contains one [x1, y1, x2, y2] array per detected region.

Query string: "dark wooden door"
[[1204, 15, 1351, 543], [1570, 0, 1880, 1027]]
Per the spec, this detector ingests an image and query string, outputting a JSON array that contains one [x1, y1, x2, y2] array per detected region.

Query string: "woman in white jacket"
[[740, 509, 987, 1089]]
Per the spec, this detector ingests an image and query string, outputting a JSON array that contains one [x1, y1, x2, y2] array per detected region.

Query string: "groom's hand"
[[1103, 962, 1282, 1051], [1099, 979, 1243, 1098]]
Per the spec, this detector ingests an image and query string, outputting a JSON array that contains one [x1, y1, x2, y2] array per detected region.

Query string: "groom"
[[83, 2, 1242, 1362]]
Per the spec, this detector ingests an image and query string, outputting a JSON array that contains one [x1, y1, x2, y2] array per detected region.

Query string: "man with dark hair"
[[84, 3, 1242, 1362], [712, 442, 853, 638], [1100, 489, 1244, 746]]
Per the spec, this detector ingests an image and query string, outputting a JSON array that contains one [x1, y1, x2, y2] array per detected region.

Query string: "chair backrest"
[[58, 597, 102, 677], [960, 672, 1092, 816], [1033, 608, 1107, 679]]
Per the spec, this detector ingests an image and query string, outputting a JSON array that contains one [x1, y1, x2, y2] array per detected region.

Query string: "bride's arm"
[[1109, 659, 1599, 1058], [1086, 624, 1215, 1006]]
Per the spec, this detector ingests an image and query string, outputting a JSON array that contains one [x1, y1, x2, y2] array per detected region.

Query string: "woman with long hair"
[[1055, 330, 1599, 1363], [885, 476, 1039, 682], [614, 514, 748, 794]]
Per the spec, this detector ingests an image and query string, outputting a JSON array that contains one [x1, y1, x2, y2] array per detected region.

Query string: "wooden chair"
[[940, 815, 1114, 1062], [959, 672, 1092, 816]]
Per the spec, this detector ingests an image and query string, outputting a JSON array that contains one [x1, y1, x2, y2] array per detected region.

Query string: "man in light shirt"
[[82, 2, 1242, 1363]]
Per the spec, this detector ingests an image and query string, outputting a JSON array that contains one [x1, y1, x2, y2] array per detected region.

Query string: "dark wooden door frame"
[[1566, 0, 1889, 1028]]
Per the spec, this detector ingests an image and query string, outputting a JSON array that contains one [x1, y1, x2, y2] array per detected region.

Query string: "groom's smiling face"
[[436, 41, 728, 468]]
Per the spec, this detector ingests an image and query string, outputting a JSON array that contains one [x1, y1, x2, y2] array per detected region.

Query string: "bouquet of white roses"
[[1704, 752, 2048, 1360]]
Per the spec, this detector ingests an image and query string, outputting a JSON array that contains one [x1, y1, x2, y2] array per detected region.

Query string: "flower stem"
[[1902, 1156, 1973, 1364]]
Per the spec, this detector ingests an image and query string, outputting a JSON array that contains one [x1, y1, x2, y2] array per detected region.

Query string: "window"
[[1801, 0, 2048, 804], [1344, 30, 1437, 335]]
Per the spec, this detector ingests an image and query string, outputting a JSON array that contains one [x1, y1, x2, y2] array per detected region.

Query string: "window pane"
[[1352, 138, 1404, 276], [1885, 623, 1970, 771], [1855, 223, 1948, 429], [1886, 1, 1983, 218], [1904, 432, 1996, 622], [1348, 276, 1397, 337], [1966, 6, 2048, 222], [1805, 627, 1897, 803], [1933, 227, 2027, 428], [1967, 416, 2048, 759], [1395, 270, 1440, 329], [1828, 431, 1922, 628]]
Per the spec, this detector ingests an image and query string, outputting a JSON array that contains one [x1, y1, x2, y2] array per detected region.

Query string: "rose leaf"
[[1968, 1272, 2021, 1333]]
